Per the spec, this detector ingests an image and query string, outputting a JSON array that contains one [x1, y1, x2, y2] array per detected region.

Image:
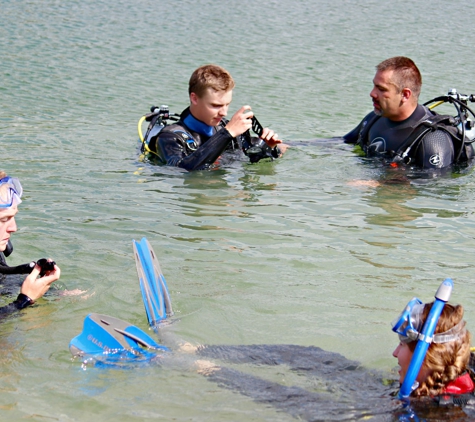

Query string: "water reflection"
[[363, 182, 421, 227], [174, 163, 279, 219], [359, 173, 469, 229]]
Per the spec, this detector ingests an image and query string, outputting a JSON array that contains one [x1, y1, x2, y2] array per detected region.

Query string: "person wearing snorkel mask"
[[0, 172, 61, 316], [392, 298, 474, 399], [148, 64, 286, 171]]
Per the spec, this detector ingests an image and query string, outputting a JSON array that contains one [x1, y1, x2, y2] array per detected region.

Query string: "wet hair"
[[376, 56, 422, 100], [188, 64, 235, 98], [408, 302, 471, 396]]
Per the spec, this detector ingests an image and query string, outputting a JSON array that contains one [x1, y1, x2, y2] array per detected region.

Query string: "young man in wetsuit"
[[150, 64, 285, 171], [0, 173, 61, 316], [344, 56, 474, 169]]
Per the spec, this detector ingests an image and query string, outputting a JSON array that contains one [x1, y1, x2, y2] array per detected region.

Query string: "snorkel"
[[394, 278, 453, 399]]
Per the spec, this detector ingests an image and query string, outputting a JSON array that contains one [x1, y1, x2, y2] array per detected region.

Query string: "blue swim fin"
[[69, 313, 169, 358], [133, 237, 173, 328]]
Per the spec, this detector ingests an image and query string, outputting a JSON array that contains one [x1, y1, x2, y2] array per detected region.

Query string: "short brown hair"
[[376, 56, 422, 100], [409, 302, 471, 396], [188, 64, 235, 98]]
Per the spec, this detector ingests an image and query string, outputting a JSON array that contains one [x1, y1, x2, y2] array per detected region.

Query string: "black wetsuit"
[[196, 344, 397, 420], [344, 104, 475, 169], [0, 252, 34, 317], [196, 344, 475, 421], [0, 293, 33, 316], [148, 108, 279, 171]]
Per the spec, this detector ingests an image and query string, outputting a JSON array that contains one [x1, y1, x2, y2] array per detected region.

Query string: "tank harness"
[[356, 111, 472, 165], [138, 106, 279, 163]]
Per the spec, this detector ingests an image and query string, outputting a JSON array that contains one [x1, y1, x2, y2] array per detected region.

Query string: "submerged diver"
[[344, 56, 475, 171], [143, 64, 286, 171], [0, 173, 61, 317], [192, 280, 475, 420], [72, 244, 475, 419]]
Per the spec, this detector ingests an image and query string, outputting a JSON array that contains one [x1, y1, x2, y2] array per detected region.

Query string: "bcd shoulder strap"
[[393, 113, 462, 164]]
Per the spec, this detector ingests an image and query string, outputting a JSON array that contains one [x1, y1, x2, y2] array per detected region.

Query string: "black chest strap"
[[392, 114, 457, 164], [357, 112, 463, 164]]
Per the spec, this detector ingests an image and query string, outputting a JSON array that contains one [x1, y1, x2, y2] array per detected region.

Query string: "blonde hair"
[[410, 302, 471, 396], [0, 171, 8, 203]]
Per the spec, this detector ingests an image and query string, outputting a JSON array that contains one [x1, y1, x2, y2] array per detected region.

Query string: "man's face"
[[0, 206, 18, 252], [189, 88, 233, 126], [370, 70, 404, 120]]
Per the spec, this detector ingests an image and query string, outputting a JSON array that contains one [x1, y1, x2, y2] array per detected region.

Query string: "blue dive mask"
[[391, 298, 424, 343], [392, 296, 465, 345], [0, 176, 23, 208]]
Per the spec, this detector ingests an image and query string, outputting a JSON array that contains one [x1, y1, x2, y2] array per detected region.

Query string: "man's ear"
[[190, 92, 198, 105], [401, 88, 412, 103]]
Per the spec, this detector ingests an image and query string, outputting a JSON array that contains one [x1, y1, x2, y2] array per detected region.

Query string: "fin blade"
[[143, 238, 174, 318], [69, 313, 169, 357], [133, 238, 170, 327], [69, 313, 132, 356]]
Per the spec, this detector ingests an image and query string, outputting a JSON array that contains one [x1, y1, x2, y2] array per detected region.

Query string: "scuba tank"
[[446, 89, 475, 144], [137, 105, 180, 156], [424, 88, 475, 163]]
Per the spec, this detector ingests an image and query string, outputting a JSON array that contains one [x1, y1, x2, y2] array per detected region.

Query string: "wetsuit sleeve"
[[415, 130, 454, 169], [343, 123, 362, 144], [156, 129, 234, 171], [201, 365, 387, 420], [0, 293, 34, 316], [0, 303, 18, 317], [201, 366, 341, 420], [196, 344, 361, 371], [342, 112, 374, 144]]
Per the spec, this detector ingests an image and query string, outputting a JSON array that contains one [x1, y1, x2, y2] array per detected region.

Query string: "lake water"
[[2, 0, 475, 420]]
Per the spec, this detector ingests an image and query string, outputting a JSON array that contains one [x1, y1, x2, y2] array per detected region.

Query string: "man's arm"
[[0, 263, 60, 317], [156, 129, 235, 171], [415, 130, 455, 169], [343, 112, 376, 145]]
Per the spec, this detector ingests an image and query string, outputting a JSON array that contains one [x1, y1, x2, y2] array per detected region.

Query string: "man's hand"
[[20, 261, 61, 302], [225, 106, 253, 138], [259, 127, 289, 156], [259, 127, 283, 149]]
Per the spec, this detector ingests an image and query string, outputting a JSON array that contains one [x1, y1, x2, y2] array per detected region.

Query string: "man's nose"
[[7, 217, 17, 233]]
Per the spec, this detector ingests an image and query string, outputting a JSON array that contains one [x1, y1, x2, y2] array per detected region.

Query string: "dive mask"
[[0, 177, 22, 208], [392, 297, 465, 344], [392, 298, 424, 343]]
